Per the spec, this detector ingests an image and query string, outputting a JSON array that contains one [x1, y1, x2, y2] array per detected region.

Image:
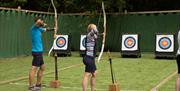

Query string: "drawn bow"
[[97, 2, 106, 62], [48, 0, 58, 56]]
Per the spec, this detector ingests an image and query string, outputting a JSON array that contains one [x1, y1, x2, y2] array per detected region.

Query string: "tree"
[[126, 0, 180, 11], [0, 0, 126, 13]]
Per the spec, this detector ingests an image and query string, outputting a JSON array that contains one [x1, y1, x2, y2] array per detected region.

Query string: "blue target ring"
[[158, 37, 171, 49], [124, 37, 136, 48], [56, 37, 66, 48]]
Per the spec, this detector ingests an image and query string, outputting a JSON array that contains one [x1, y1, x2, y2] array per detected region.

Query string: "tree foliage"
[[126, 0, 180, 11], [0, 0, 126, 13], [1, 0, 180, 13]]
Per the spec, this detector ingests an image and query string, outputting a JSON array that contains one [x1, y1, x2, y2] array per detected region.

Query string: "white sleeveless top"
[[177, 31, 180, 55]]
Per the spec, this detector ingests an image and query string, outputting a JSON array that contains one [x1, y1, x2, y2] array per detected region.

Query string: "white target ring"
[[80, 35, 86, 51], [56, 37, 66, 48], [124, 37, 136, 49], [121, 34, 138, 51], [156, 34, 174, 52], [158, 37, 171, 50], [53, 35, 68, 50]]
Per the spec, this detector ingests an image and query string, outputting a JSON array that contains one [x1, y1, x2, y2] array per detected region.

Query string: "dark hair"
[[34, 17, 43, 22]]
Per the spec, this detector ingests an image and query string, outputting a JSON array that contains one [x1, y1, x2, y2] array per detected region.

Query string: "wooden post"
[[109, 56, 115, 84], [50, 53, 60, 88], [109, 83, 120, 91], [55, 53, 58, 80], [108, 50, 120, 91]]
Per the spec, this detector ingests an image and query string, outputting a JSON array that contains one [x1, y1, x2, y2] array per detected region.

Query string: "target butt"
[[109, 83, 120, 91], [50, 80, 60, 88]]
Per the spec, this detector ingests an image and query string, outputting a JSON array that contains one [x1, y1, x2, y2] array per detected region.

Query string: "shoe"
[[34, 84, 41, 91], [28, 86, 35, 91]]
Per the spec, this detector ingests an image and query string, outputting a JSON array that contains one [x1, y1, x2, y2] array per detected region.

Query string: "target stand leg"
[[50, 53, 60, 88], [108, 51, 120, 91], [109, 83, 120, 91]]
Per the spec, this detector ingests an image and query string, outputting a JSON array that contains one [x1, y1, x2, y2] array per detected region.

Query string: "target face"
[[121, 34, 138, 51], [124, 37, 136, 48], [158, 37, 171, 49], [56, 37, 66, 48], [156, 34, 174, 52], [80, 35, 86, 51], [53, 35, 68, 50], [82, 38, 86, 47]]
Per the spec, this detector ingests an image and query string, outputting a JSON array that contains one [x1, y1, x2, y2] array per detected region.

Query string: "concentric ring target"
[[124, 37, 136, 48], [158, 37, 171, 49], [56, 37, 66, 48], [82, 37, 86, 48]]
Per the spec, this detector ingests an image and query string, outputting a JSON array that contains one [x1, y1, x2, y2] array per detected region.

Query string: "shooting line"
[[0, 63, 82, 85], [9, 82, 145, 91], [151, 70, 177, 91]]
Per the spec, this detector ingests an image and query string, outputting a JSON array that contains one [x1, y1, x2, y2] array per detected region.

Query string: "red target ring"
[[56, 37, 66, 48], [158, 37, 171, 50], [124, 37, 136, 49]]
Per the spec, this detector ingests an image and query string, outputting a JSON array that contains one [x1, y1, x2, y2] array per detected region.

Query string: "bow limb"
[[48, 0, 58, 56], [97, 2, 106, 62], [51, 0, 58, 37]]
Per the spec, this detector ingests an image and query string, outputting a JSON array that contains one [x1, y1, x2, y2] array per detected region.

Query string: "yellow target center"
[[127, 40, 133, 46], [59, 40, 64, 44], [162, 40, 168, 46]]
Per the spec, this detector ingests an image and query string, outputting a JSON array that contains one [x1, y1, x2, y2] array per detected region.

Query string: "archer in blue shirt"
[[29, 17, 54, 91]]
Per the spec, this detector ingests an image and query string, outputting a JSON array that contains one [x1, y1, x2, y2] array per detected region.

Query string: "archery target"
[[121, 34, 138, 51], [80, 35, 86, 51], [156, 34, 174, 52], [53, 35, 68, 50]]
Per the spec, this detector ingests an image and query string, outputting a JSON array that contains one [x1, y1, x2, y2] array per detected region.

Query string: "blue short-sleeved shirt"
[[31, 25, 45, 52]]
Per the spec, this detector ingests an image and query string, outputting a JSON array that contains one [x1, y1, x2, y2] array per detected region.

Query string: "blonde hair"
[[87, 24, 97, 32]]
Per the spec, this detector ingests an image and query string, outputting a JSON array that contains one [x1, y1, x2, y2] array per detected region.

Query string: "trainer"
[[82, 24, 99, 91], [28, 17, 54, 91]]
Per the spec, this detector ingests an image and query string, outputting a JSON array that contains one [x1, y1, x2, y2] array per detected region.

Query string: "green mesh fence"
[[0, 10, 180, 57]]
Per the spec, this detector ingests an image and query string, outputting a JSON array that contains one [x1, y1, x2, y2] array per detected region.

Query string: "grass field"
[[0, 52, 177, 91]]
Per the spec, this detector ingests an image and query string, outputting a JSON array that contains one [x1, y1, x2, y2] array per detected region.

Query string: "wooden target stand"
[[108, 50, 120, 91], [50, 52, 60, 88]]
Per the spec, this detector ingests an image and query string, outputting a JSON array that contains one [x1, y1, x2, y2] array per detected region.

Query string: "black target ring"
[[56, 37, 66, 48], [124, 37, 136, 49], [158, 37, 171, 50], [82, 37, 86, 48]]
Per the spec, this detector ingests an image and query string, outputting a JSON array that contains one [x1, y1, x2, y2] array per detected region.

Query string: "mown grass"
[[0, 52, 177, 91]]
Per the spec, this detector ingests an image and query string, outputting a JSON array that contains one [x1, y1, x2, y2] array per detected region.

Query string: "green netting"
[[0, 10, 180, 57]]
